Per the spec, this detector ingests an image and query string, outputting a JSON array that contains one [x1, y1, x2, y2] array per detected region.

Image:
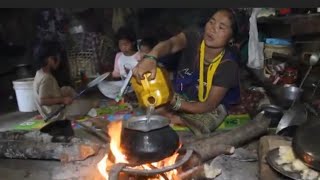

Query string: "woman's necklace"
[[198, 40, 225, 102]]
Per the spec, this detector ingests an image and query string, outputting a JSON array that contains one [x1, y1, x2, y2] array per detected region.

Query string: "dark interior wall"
[[0, 9, 38, 113], [136, 8, 216, 40], [0, 9, 37, 72]]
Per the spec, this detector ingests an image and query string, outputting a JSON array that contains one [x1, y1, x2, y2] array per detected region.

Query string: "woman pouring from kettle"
[[133, 9, 241, 136]]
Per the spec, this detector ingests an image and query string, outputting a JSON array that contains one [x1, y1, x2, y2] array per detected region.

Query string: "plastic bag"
[[247, 8, 265, 69]]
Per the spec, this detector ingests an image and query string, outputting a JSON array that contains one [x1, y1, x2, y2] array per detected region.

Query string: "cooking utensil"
[[279, 85, 303, 109], [115, 70, 133, 102], [43, 72, 110, 123], [298, 53, 318, 89], [120, 115, 180, 165], [266, 148, 301, 180], [292, 120, 320, 171], [130, 67, 172, 108], [276, 104, 308, 136], [258, 104, 284, 127], [288, 53, 320, 108]]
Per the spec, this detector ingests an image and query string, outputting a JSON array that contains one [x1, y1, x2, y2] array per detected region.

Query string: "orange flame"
[[97, 120, 180, 180], [108, 120, 128, 164]]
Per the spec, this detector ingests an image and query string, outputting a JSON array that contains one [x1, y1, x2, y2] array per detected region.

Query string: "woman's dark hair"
[[139, 37, 158, 49], [215, 9, 242, 62], [34, 40, 61, 69], [115, 26, 137, 43], [216, 8, 239, 41]]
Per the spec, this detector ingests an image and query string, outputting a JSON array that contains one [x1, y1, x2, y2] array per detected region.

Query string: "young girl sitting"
[[98, 27, 140, 99], [111, 27, 140, 79]]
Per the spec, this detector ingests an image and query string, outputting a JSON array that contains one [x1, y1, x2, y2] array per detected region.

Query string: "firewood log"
[[184, 112, 270, 156], [0, 130, 102, 162]]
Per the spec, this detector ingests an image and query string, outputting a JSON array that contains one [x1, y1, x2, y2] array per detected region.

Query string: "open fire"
[[97, 120, 180, 180]]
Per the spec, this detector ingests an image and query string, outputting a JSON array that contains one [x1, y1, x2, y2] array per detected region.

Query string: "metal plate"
[[87, 72, 110, 88], [266, 148, 301, 180]]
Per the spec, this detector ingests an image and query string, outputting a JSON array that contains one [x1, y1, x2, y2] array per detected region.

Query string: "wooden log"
[[173, 164, 205, 180], [0, 130, 103, 162], [174, 163, 223, 180], [181, 144, 234, 171], [184, 112, 270, 160]]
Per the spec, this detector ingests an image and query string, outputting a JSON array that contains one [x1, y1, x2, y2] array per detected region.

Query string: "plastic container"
[[264, 44, 293, 59], [12, 78, 37, 112], [130, 67, 172, 108]]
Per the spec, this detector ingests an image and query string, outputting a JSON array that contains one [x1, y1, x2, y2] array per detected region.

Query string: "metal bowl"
[[282, 85, 303, 101], [279, 85, 303, 109]]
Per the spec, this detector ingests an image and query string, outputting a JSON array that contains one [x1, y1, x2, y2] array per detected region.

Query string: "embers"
[[98, 148, 193, 180]]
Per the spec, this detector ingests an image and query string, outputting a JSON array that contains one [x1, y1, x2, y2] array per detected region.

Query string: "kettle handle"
[[141, 73, 151, 92]]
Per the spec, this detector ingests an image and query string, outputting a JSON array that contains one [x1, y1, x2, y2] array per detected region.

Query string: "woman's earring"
[[228, 41, 234, 47]]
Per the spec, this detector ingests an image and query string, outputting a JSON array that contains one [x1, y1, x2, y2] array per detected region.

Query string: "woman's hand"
[[132, 57, 157, 82]]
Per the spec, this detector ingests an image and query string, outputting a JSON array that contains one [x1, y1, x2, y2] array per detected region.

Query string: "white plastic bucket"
[[12, 78, 37, 112]]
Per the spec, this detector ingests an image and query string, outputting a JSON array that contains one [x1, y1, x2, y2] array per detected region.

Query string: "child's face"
[[119, 39, 134, 54], [48, 56, 60, 70], [139, 45, 152, 58]]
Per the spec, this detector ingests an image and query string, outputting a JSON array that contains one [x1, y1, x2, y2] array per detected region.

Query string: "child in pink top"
[[111, 27, 140, 79]]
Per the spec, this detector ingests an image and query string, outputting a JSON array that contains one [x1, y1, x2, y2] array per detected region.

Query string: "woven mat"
[[12, 103, 135, 131]]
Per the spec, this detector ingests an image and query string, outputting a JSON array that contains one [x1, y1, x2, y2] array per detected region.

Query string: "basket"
[[68, 49, 98, 79]]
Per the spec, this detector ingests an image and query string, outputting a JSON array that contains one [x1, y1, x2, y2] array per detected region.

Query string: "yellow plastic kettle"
[[130, 67, 172, 108]]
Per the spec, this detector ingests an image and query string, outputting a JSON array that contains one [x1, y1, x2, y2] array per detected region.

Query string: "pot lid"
[[123, 115, 170, 132]]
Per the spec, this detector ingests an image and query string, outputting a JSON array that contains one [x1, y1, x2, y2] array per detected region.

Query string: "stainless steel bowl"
[[282, 85, 303, 101]]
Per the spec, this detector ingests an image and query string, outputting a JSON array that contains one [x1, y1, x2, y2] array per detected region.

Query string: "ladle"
[[290, 53, 319, 108], [276, 53, 319, 134], [298, 52, 319, 89]]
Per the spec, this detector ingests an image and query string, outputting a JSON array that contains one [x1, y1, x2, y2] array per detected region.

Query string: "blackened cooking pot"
[[120, 115, 180, 165]]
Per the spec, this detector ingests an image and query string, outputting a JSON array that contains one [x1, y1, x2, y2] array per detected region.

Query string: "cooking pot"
[[120, 115, 180, 165], [292, 118, 320, 171]]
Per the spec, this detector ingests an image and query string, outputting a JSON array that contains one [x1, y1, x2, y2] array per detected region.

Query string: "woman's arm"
[[147, 32, 188, 58], [133, 32, 188, 81], [176, 86, 228, 114]]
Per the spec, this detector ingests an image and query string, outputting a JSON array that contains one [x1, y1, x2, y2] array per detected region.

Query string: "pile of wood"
[[0, 130, 103, 162], [174, 112, 270, 180]]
